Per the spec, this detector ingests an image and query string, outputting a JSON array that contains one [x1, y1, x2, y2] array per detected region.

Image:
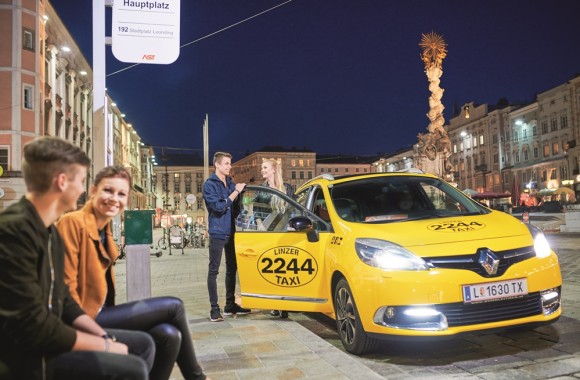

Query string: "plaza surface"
[[113, 214, 580, 379]]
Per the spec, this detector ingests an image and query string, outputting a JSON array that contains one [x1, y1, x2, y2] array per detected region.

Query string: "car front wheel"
[[334, 278, 377, 355]]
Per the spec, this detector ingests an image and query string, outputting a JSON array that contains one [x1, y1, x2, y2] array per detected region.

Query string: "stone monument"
[[415, 32, 454, 182]]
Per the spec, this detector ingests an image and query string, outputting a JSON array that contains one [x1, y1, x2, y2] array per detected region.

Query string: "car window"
[[329, 175, 488, 223], [237, 186, 330, 232]]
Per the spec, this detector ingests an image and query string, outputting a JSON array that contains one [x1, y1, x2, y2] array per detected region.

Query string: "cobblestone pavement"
[[114, 222, 580, 379]]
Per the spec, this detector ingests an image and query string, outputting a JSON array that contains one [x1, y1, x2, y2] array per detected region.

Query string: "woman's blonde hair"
[[262, 158, 284, 192], [262, 158, 286, 213]]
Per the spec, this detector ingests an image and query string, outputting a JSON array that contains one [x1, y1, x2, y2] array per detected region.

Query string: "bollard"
[[124, 210, 155, 301]]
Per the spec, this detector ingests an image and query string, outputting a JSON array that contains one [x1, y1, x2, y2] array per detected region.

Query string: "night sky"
[[49, 0, 580, 159]]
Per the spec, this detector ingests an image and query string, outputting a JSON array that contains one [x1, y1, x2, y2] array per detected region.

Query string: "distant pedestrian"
[[203, 152, 250, 322], [258, 158, 293, 319]]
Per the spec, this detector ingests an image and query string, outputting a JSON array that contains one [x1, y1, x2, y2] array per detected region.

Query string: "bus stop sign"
[[112, 0, 181, 64]]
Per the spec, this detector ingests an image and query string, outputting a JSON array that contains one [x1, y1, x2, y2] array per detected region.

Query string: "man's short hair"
[[213, 151, 232, 165], [22, 136, 91, 193]]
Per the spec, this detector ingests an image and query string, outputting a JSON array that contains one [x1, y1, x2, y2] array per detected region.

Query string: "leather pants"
[[96, 296, 206, 380]]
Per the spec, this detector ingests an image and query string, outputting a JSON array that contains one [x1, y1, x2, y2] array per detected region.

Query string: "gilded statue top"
[[419, 32, 447, 70]]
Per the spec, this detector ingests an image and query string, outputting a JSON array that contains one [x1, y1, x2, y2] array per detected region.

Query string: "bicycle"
[[154, 228, 169, 250]]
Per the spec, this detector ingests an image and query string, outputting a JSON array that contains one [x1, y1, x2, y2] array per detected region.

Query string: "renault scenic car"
[[234, 171, 562, 354]]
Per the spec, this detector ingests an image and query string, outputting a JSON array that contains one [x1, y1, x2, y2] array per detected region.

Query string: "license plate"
[[462, 278, 528, 303]]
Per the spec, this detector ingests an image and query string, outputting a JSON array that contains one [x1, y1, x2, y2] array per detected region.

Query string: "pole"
[[203, 114, 209, 224], [92, 0, 112, 172]]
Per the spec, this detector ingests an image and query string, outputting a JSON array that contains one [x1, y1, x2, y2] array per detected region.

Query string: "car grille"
[[423, 246, 535, 278], [435, 292, 542, 327]]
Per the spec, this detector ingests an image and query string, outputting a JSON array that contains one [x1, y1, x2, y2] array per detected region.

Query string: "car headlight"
[[355, 238, 429, 271], [526, 225, 552, 259]]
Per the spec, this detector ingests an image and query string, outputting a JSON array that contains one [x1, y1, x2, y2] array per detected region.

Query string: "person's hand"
[[235, 183, 246, 193], [107, 340, 129, 355]]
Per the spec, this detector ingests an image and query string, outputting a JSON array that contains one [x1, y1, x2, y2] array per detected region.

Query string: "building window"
[[552, 142, 559, 155], [543, 144, 550, 157], [561, 114, 568, 129], [197, 199, 203, 210], [533, 125, 537, 136], [550, 168, 557, 180], [523, 129, 527, 139], [492, 135, 498, 144], [523, 149, 529, 161], [514, 152, 520, 164], [473, 136, 477, 147], [479, 135, 484, 145], [0, 147, 8, 171], [493, 154, 498, 164], [551, 117, 557, 132], [23, 85, 34, 110], [505, 131, 510, 143], [541, 170, 547, 182], [196, 183, 202, 193], [320, 168, 324, 173], [542, 120, 548, 134], [453, 144, 457, 153], [514, 131, 518, 143], [299, 159, 304, 167], [533, 147, 539, 158], [291, 160, 296, 167], [23, 29, 34, 51], [299, 171, 304, 179], [291, 171, 296, 179], [308, 171, 312, 179]]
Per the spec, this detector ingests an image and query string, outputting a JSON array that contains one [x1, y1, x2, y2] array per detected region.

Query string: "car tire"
[[334, 278, 377, 355]]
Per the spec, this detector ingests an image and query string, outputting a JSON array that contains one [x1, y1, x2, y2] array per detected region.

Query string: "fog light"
[[374, 306, 448, 331], [541, 288, 561, 316]]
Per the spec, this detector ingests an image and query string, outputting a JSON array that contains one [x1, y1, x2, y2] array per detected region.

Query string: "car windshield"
[[329, 175, 489, 223]]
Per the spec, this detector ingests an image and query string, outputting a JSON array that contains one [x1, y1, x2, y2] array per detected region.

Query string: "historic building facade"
[[152, 152, 206, 226], [0, 0, 149, 210], [0, 0, 93, 208]]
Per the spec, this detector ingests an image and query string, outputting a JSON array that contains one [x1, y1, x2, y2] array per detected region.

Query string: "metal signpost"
[[93, 0, 180, 300]]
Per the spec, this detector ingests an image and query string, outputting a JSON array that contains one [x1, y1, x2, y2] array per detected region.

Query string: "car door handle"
[[239, 249, 258, 257]]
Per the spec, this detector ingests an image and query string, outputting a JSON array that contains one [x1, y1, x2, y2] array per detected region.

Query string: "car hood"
[[349, 211, 533, 257]]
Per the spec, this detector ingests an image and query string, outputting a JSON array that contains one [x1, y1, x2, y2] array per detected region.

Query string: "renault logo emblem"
[[478, 249, 499, 275]]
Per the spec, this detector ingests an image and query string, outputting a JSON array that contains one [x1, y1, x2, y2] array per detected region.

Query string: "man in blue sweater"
[[203, 152, 250, 322]]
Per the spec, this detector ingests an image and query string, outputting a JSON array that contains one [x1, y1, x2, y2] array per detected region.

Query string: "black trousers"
[[47, 328, 154, 380], [96, 296, 206, 380], [207, 236, 237, 309]]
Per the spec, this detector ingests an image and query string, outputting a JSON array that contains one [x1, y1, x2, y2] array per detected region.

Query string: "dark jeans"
[[47, 328, 154, 380], [207, 236, 237, 309], [96, 297, 206, 380]]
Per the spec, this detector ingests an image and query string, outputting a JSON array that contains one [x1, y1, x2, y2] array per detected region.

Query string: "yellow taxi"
[[234, 171, 562, 354]]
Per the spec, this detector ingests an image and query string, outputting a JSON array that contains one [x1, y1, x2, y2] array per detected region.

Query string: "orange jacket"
[[57, 203, 118, 318]]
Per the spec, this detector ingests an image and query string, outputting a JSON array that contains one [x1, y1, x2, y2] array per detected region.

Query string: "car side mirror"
[[288, 216, 319, 243]]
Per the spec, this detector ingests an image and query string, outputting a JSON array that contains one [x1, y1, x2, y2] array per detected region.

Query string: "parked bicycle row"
[[154, 225, 207, 251]]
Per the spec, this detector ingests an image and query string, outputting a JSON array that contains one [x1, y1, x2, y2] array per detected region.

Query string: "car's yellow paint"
[[235, 172, 562, 340]]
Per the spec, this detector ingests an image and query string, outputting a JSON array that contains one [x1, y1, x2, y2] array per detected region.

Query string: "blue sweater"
[[203, 173, 240, 239]]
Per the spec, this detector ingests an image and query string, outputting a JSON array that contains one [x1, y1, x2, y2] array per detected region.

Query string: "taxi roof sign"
[[112, 0, 181, 64]]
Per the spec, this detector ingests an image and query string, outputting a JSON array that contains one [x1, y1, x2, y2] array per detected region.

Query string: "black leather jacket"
[[0, 197, 84, 379]]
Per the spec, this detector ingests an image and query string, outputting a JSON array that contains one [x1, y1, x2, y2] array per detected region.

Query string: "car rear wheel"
[[334, 278, 377, 355]]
